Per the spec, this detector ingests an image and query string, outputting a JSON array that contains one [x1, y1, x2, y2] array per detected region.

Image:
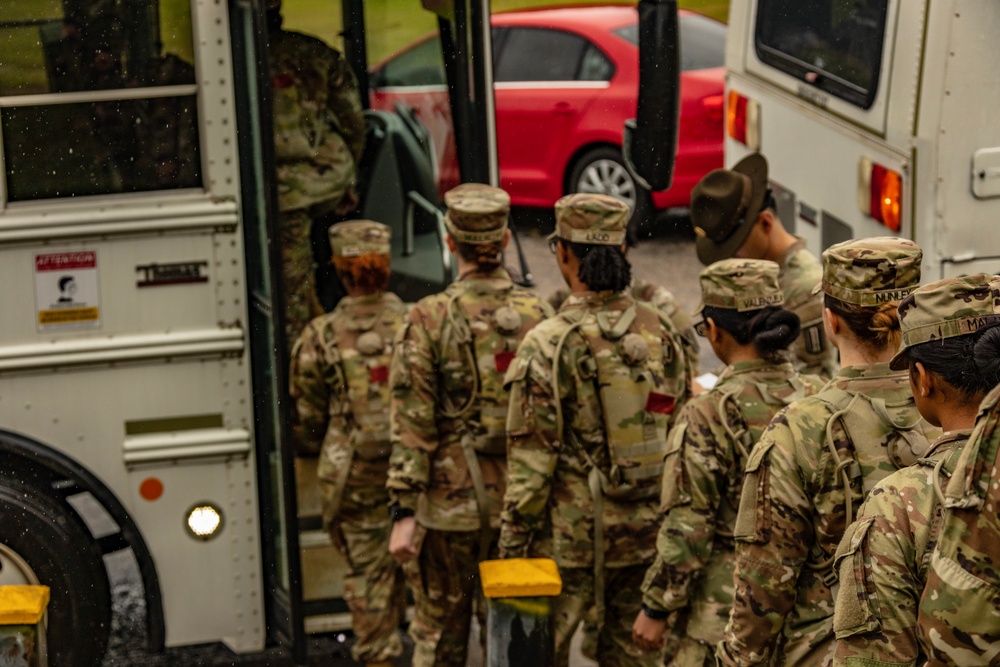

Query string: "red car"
[[370, 5, 725, 218]]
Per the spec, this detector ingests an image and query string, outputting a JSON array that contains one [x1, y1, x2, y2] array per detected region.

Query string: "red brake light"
[[727, 90, 747, 144], [702, 94, 724, 122]]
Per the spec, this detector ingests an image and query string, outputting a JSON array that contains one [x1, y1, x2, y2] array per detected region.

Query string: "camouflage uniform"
[[829, 274, 1000, 666], [640, 260, 824, 667], [289, 221, 406, 665], [387, 184, 553, 667], [500, 194, 691, 667], [549, 279, 701, 373], [918, 387, 1000, 664], [690, 153, 837, 379], [717, 238, 934, 667], [268, 4, 366, 348]]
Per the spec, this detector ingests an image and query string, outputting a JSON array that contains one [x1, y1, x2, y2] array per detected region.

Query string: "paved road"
[[101, 209, 714, 666]]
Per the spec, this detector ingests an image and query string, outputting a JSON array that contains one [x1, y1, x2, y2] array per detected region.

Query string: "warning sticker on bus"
[[34, 251, 101, 331]]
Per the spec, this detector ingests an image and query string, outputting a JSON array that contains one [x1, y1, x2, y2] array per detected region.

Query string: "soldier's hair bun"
[[973, 325, 1000, 386], [751, 309, 801, 355]]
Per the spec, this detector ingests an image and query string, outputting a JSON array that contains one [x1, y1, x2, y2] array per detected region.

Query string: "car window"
[[755, 0, 889, 109], [613, 14, 726, 71], [494, 27, 595, 82], [374, 36, 446, 87], [0, 0, 201, 201]]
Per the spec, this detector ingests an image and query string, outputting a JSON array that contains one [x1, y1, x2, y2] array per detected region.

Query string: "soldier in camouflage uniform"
[[691, 153, 837, 379], [830, 274, 1000, 667], [499, 193, 691, 667], [917, 383, 1000, 663], [632, 259, 824, 666], [386, 184, 553, 667], [716, 237, 937, 667], [267, 0, 366, 351], [289, 221, 407, 667]]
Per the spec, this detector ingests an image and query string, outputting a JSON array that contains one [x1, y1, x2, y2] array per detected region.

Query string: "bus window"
[[754, 0, 889, 109], [0, 0, 200, 202]]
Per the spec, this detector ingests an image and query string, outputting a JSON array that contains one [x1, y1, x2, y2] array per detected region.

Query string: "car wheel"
[[567, 147, 652, 241], [0, 481, 112, 667]]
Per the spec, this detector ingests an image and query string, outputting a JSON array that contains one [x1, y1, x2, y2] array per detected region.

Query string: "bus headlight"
[[185, 503, 224, 541]]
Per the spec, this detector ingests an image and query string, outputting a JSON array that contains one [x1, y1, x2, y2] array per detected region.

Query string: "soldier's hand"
[[389, 516, 418, 564], [632, 610, 667, 652]]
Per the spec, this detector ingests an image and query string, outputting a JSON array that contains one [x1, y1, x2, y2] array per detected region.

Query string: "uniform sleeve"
[[499, 333, 562, 557], [328, 53, 365, 165], [718, 412, 817, 667], [641, 399, 730, 613], [387, 313, 438, 512], [833, 482, 926, 667], [289, 322, 336, 447], [785, 278, 836, 379]]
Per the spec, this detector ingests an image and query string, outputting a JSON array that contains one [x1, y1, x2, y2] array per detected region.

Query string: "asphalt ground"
[[101, 208, 714, 666]]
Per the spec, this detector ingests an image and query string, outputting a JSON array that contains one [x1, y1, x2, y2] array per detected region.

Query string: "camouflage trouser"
[[554, 564, 658, 667], [668, 637, 714, 667], [403, 526, 497, 667], [280, 207, 325, 355], [327, 488, 406, 664]]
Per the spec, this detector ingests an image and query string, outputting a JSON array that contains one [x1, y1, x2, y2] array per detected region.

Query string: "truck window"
[[755, 0, 889, 109], [0, 0, 200, 202], [613, 13, 726, 72]]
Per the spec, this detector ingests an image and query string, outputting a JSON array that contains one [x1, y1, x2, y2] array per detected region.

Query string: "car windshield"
[[754, 0, 889, 108], [613, 13, 726, 71]]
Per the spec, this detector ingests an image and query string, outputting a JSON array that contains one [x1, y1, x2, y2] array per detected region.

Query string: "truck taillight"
[[859, 158, 902, 232], [726, 90, 760, 150]]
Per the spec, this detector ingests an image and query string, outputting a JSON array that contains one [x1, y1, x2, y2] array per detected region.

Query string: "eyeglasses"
[[693, 320, 708, 337], [548, 238, 559, 254]]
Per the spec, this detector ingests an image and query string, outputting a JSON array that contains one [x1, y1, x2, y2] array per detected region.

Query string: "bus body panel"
[[726, 0, 1000, 279]]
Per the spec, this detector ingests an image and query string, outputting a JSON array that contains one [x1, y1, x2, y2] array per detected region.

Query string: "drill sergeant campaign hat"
[[690, 152, 769, 265], [889, 274, 1000, 370], [328, 219, 391, 257], [696, 258, 784, 314], [443, 183, 510, 244], [547, 193, 630, 246], [813, 236, 922, 307]]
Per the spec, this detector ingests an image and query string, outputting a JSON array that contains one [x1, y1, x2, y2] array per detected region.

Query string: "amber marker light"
[[859, 157, 903, 232], [726, 90, 760, 150]]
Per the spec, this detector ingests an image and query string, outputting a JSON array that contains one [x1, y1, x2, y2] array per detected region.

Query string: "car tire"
[[567, 146, 653, 242], [0, 480, 112, 667]]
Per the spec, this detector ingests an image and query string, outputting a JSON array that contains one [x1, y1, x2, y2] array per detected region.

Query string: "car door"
[[494, 26, 615, 207]]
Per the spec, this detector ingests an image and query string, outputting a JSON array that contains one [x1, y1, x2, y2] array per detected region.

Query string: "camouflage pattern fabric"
[[917, 385, 1000, 664], [549, 193, 631, 246], [557, 565, 659, 667], [403, 526, 497, 667], [817, 237, 922, 308], [831, 431, 970, 667], [387, 267, 553, 528], [499, 290, 690, 663], [779, 238, 837, 379], [268, 25, 364, 213], [280, 208, 326, 351], [696, 258, 784, 312], [716, 363, 938, 667], [549, 279, 701, 374], [641, 360, 824, 665], [289, 292, 408, 663], [443, 183, 510, 243], [387, 267, 551, 667]]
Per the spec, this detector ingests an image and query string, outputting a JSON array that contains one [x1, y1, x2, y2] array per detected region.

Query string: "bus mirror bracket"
[[623, 0, 680, 193]]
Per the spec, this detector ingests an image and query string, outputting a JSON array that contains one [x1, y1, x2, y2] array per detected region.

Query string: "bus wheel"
[[567, 146, 653, 240], [0, 482, 111, 667]]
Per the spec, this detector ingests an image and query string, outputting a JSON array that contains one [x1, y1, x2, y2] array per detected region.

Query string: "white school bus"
[[724, 0, 1000, 277]]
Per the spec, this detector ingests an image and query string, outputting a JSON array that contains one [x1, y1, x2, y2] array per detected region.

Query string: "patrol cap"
[[548, 193, 629, 246], [690, 153, 769, 265], [443, 183, 510, 244], [696, 258, 784, 313], [889, 274, 1000, 370], [328, 220, 391, 257], [814, 237, 922, 307]]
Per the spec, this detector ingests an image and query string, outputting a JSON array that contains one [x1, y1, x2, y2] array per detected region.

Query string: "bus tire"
[[0, 481, 111, 667], [567, 146, 653, 241]]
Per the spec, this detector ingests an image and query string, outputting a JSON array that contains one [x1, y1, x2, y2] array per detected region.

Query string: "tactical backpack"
[[552, 302, 688, 502], [322, 297, 407, 515]]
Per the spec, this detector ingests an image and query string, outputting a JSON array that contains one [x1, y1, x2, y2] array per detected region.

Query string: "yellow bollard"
[[480, 558, 562, 667], [0, 586, 49, 667]]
